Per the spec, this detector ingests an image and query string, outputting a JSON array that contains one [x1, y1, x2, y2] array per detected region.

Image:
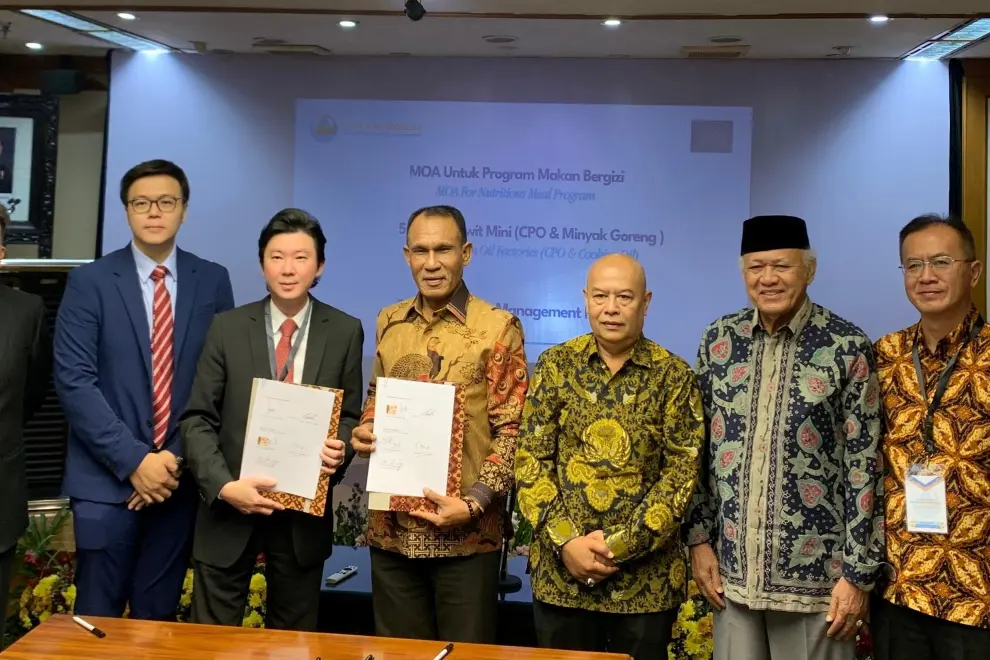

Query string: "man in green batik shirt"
[[515, 253, 705, 660]]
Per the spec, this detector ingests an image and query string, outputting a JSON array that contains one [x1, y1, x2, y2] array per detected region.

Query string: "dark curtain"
[[949, 59, 964, 219]]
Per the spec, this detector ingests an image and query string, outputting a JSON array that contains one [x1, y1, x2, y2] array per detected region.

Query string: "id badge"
[[905, 463, 948, 534]]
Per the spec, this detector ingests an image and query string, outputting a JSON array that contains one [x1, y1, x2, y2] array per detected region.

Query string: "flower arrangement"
[[332, 483, 368, 547], [175, 554, 267, 627], [667, 581, 715, 660], [4, 508, 74, 647]]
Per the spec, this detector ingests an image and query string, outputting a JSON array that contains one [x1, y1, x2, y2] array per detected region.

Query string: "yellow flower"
[[179, 593, 191, 608], [38, 611, 51, 623], [248, 593, 262, 609], [64, 584, 77, 608], [250, 573, 267, 594], [243, 611, 264, 628]]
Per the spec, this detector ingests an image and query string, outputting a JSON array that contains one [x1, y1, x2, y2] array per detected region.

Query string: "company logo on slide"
[[311, 115, 338, 142]]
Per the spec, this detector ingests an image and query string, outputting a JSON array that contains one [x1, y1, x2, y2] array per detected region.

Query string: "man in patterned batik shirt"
[[872, 214, 990, 660], [685, 215, 885, 660], [349, 205, 528, 644], [516, 254, 705, 660]]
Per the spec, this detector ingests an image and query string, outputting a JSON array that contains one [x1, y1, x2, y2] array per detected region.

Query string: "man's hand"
[[407, 488, 472, 528], [321, 438, 346, 475], [218, 476, 286, 516], [689, 543, 725, 610], [350, 423, 375, 458], [128, 451, 180, 507], [826, 578, 868, 640], [560, 531, 619, 585]]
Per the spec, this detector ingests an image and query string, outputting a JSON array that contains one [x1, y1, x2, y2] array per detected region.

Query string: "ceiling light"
[[602, 18, 621, 27], [338, 20, 358, 28], [869, 15, 889, 23], [904, 18, 990, 60], [19, 9, 170, 52], [117, 12, 137, 20], [25, 42, 43, 50]]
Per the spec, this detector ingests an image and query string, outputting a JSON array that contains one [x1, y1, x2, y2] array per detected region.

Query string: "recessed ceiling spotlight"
[[117, 12, 137, 20], [602, 18, 622, 28], [338, 20, 358, 28], [869, 15, 890, 23], [482, 35, 518, 44], [25, 42, 43, 50]]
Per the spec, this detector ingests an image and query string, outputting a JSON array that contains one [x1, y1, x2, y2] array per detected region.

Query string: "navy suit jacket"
[[54, 246, 235, 504]]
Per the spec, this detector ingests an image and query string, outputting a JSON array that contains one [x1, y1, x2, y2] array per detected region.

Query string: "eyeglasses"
[[127, 196, 182, 214], [900, 256, 972, 275]]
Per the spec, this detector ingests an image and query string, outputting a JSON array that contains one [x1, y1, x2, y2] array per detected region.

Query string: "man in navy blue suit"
[[54, 159, 235, 620]]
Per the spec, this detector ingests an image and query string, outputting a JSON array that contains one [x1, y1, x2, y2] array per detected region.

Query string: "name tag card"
[[905, 464, 948, 534]]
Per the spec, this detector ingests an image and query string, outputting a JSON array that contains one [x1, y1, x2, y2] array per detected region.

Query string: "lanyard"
[[912, 315, 984, 454], [263, 297, 313, 382]]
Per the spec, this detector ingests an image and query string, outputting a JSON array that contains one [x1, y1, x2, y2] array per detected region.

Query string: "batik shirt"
[[516, 335, 705, 613], [361, 283, 529, 559], [874, 306, 990, 628], [684, 299, 885, 612]]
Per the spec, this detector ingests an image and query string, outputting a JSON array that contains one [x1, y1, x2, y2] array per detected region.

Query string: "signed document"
[[241, 378, 339, 502], [366, 377, 456, 498]]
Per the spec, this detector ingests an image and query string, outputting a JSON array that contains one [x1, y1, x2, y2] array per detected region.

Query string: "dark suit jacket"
[[0, 285, 51, 553], [180, 296, 364, 570], [54, 247, 235, 505]]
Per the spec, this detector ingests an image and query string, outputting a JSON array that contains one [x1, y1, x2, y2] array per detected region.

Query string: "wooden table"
[[1, 615, 630, 660]]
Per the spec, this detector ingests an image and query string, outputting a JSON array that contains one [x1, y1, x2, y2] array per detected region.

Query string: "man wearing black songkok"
[[684, 215, 885, 660]]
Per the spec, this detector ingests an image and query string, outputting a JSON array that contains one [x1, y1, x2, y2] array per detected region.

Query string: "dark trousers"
[[872, 595, 990, 660], [369, 546, 501, 644], [190, 511, 322, 632], [533, 599, 679, 660], [71, 480, 196, 620], [1, 545, 13, 650]]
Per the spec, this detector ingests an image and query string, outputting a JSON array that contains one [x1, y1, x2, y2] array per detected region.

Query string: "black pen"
[[431, 642, 454, 660], [73, 615, 106, 638], [364, 655, 374, 660]]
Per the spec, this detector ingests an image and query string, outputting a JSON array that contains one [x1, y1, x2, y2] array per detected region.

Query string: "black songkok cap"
[[740, 215, 810, 255]]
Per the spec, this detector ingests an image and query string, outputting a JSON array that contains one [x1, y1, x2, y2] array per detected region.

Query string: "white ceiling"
[[5, 0, 990, 16], [0, 2, 987, 59]]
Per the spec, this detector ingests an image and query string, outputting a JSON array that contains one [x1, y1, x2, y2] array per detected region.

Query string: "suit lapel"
[[113, 249, 152, 380], [302, 299, 327, 385], [173, 248, 200, 363], [248, 300, 275, 379]]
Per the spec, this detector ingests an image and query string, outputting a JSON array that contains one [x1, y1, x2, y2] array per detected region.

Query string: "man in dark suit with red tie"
[[53, 160, 235, 620], [180, 209, 363, 631]]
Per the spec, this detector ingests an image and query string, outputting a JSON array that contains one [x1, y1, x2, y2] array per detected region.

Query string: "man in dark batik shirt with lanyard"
[[873, 214, 990, 660]]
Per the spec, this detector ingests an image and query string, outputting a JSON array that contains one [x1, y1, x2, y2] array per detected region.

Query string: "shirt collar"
[[912, 304, 981, 358], [583, 333, 653, 368], [270, 296, 311, 332], [131, 241, 177, 283], [409, 281, 470, 324], [752, 296, 812, 336]]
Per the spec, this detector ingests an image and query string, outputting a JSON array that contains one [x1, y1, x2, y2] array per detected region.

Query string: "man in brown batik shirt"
[[873, 214, 990, 660], [350, 205, 528, 644]]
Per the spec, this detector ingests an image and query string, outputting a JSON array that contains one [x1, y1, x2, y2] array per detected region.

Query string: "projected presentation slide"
[[293, 99, 752, 360]]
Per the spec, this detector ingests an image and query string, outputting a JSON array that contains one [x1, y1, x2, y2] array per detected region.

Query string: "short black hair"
[[258, 208, 327, 288], [406, 205, 467, 244], [899, 213, 976, 260], [119, 159, 190, 206]]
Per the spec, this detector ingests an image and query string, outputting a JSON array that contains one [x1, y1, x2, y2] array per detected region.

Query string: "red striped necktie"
[[275, 318, 298, 382], [150, 265, 174, 449]]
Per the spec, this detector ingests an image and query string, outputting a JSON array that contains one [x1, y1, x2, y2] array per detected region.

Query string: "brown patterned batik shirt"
[[874, 305, 990, 628], [361, 283, 529, 559]]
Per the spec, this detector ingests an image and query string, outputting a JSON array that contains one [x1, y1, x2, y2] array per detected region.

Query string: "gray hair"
[[739, 249, 817, 271]]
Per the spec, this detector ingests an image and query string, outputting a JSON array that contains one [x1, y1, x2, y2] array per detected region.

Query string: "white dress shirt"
[[269, 297, 311, 384], [131, 241, 177, 337]]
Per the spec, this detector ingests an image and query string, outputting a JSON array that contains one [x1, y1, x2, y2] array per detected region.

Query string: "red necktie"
[[150, 266, 174, 449], [275, 318, 298, 382]]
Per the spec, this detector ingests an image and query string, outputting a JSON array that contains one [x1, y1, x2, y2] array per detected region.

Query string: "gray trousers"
[[714, 598, 856, 660]]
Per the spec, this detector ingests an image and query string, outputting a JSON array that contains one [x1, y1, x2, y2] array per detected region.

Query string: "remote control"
[[325, 565, 358, 586]]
